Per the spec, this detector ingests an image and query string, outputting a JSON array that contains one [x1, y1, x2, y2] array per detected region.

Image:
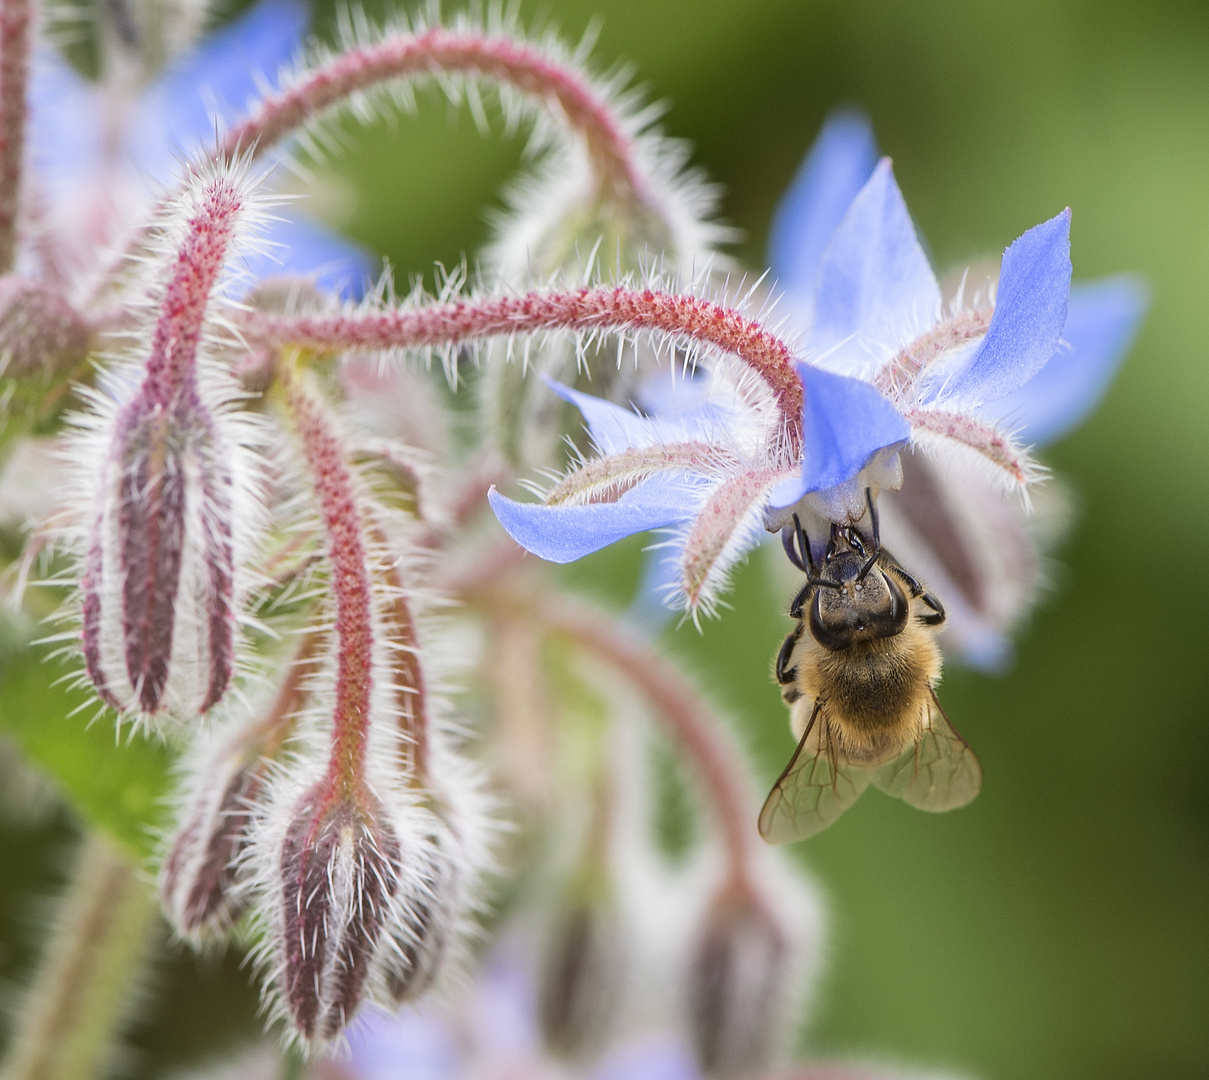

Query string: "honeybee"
[[758, 495, 982, 844]]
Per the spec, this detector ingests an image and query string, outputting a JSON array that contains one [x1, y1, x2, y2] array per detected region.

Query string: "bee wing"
[[871, 688, 982, 811], [758, 702, 872, 844]]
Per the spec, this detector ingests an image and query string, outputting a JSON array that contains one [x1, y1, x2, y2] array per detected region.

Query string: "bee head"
[[808, 549, 909, 651]]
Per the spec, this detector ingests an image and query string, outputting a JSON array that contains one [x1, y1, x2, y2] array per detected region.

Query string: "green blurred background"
[[3, 0, 1208, 1078]]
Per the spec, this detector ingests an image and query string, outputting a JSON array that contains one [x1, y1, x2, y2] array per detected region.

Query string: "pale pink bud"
[[688, 889, 790, 1079], [380, 831, 460, 1005], [160, 749, 262, 938], [160, 732, 278, 941], [78, 173, 251, 720], [538, 897, 628, 1060], [161, 637, 320, 937], [80, 387, 237, 716], [277, 782, 402, 1041], [0, 275, 90, 380]]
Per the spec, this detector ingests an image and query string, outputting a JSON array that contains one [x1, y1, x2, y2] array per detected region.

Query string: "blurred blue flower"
[[765, 109, 1146, 667], [341, 948, 702, 1080], [28, 0, 373, 297]]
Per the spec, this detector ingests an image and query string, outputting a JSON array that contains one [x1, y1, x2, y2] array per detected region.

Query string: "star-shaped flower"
[[28, 0, 372, 296], [489, 131, 1109, 621], [767, 111, 1147, 664]]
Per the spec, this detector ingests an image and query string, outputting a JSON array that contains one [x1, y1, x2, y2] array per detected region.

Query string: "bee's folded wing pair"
[[758, 690, 982, 845]]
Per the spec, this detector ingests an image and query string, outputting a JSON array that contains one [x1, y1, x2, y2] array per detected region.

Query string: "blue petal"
[[488, 474, 704, 563], [135, 0, 308, 172], [593, 1034, 704, 1080], [811, 159, 941, 379], [245, 211, 376, 300], [768, 109, 879, 306], [344, 1008, 459, 1080], [941, 209, 1072, 405], [27, 51, 99, 197], [545, 377, 730, 451], [769, 362, 910, 507], [981, 275, 1147, 446], [544, 379, 660, 453]]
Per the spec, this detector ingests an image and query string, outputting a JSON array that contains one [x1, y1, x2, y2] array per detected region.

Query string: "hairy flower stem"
[[455, 553, 758, 893], [220, 28, 647, 208], [369, 523, 429, 783], [0, 0, 31, 273], [538, 598, 758, 892], [246, 287, 805, 448], [278, 367, 375, 791], [0, 834, 158, 1080]]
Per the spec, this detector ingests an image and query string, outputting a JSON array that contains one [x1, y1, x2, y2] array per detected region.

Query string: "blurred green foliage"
[[1, 0, 1205, 1078]]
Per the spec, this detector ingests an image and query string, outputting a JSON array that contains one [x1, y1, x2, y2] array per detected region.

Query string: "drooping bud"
[[75, 170, 255, 722], [277, 781, 403, 1041], [380, 823, 462, 1005], [0, 275, 90, 381], [688, 887, 791, 1079], [81, 382, 237, 717], [538, 895, 629, 1060], [160, 637, 316, 938], [160, 739, 263, 937]]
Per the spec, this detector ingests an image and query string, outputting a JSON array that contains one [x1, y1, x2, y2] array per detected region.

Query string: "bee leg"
[[918, 591, 946, 627], [776, 626, 801, 684], [789, 581, 812, 618]]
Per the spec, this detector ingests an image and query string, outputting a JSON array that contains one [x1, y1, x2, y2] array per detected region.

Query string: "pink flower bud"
[[160, 745, 263, 938], [80, 386, 238, 717], [538, 897, 628, 1060], [76, 171, 255, 721], [688, 888, 791, 1079], [0, 275, 90, 381], [277, 781, 403, 1041], [380, 827, 460, 1005]]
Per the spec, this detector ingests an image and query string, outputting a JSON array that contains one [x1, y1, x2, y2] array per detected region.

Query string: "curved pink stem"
[[221, 28, 647, 206], [245, 286, 805, 448]]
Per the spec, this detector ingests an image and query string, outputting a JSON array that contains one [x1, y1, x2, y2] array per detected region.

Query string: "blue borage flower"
[[28, 0, 373, 297], [769, 111, 1147, 666], [489, 119, 1131, 620]]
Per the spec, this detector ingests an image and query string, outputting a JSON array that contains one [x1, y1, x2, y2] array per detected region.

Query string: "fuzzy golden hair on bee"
[[760, 498, 981, 845]]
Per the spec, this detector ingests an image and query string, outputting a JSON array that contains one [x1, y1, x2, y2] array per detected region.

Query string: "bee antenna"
[[793, 514, 817, 575], [858, 488, 882, 581], [781, 525, 806, 572]]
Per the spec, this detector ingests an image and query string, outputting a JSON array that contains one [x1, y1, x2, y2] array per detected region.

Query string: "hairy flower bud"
[[160, 749, 261, 938], [75, 171, 256, 722], [538, 896, 628, 1060], [80, 383, 238, 717], [688, 888, 790, 1079], [380, 826, 461, 1004], [276, 781, 402, 1041], [0, 275, 89, 381]]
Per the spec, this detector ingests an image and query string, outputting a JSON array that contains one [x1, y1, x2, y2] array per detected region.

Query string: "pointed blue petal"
[[138, 0, 308, 170], [981, 275, 1147, 445], [811, 159, 941, 379], [943, 209, 1072, 405], [543, 378, 660, 453], [545, 376, 732, 450], [768, 109, 879, 304], [245, 212, 376, 300], [769, 363, 910, 508], [488, 473, 704, 563]]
